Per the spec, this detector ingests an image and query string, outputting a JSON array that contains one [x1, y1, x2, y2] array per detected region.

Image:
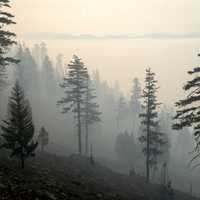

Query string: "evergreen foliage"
[[16, 45, 38, 94], [116, 95, 126, 130], [130, 78, 141, 114], [58, 55, 88, 155], [55, 54, 64, 82], [0, 0, 18, 87], [130, 77, 142, 135], [158, 107, 171, 164], [84, 73, 101, 155], [42, 55, 56, 96], [1, 81, 38, 169], [173, 62, 200, 162], [139, 68, 165, 183], [115, 130, 139, 167]]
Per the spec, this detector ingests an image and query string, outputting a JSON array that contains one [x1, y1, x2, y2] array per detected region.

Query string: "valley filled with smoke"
[[0, 42, 198, 196]]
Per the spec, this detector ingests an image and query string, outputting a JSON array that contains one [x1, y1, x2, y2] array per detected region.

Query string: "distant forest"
[[0, 0, 200, 198]]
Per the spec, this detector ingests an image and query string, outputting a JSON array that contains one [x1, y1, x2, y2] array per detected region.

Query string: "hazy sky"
[[11, 0, 200, 105], [12, 0, 200, 36]]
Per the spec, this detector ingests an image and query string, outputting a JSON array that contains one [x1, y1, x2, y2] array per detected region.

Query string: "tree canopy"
[[1, 81, 38, 168]]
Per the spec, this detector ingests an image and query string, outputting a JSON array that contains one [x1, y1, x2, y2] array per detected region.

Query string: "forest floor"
[[0, 152, 198, 200]]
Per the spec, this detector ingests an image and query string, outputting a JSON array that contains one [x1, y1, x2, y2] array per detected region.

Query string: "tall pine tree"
[[58, 55, 88, 155], [173, 57, 200, 162], [84, 73, 101, 155], [0, 0, 18, 87], [139, 68, 165, 183], [1, 81, 38, 169]]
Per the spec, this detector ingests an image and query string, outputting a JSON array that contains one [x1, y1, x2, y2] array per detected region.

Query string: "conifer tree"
[[139, 68, 165, 183], [84, 73, 101, 155], [130, 78, 141, 114], [58, 55, 88, 155], [42, 55, 56, 96], [16, 46, 38, 94], [40, 42, 47, 67], [55, 54, 64, 82], [159, 107, 171, 164], [32, 44, 40, 67], [0, 0, 18, 87], [130, 77, 141, 134], [1, 81, 38, 169], [38, 126, 49, 152], [116, 95, 126, 130], [173, 58, 200, 162], [115, 130, 138, 167]]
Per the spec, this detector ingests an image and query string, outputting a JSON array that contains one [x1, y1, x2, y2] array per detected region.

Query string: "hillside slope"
[[0, 152, 198, 200]]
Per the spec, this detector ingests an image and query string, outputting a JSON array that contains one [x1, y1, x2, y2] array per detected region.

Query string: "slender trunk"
[[85, 121, 89, 156], [85, 79, 89, 156], [146, 82, 150, 183], [146, 119, 150, 183], [76, 70, 82, 156], [77, 100, 82, 155]]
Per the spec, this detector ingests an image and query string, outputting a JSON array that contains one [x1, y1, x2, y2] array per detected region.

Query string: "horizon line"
[[23, 32, 200, 40]]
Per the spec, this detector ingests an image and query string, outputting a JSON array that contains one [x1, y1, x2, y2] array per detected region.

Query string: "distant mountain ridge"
[[24, 32, 200, 40]]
